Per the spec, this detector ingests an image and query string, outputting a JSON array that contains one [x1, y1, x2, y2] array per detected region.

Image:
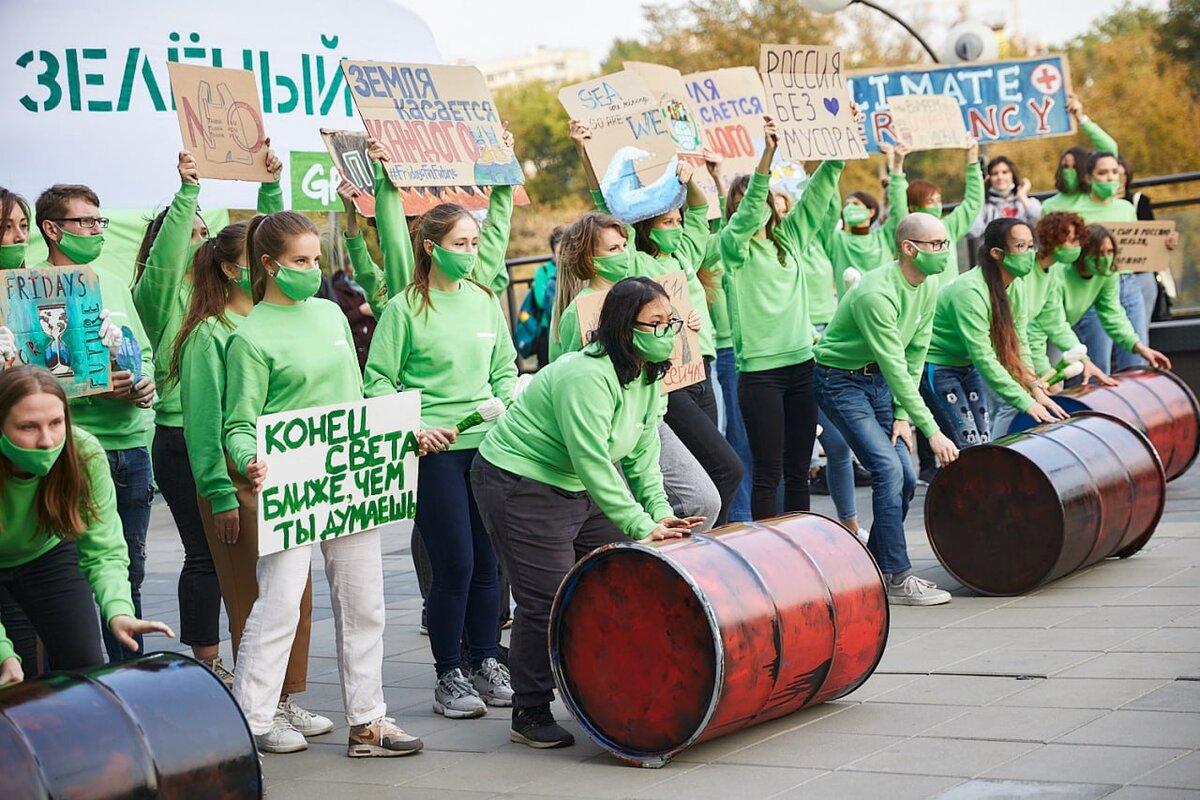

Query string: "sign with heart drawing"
[[759, 44, 867, 162]]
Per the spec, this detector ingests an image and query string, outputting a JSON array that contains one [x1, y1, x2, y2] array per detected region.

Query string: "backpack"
[[514, 262, 556, 358]]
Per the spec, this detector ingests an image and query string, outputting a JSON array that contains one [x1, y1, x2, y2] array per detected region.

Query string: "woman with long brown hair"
[[0, 366, 173, 686]]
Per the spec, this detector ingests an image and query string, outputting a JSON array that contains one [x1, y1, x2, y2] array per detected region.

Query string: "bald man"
[[813, 212, 960, 606]]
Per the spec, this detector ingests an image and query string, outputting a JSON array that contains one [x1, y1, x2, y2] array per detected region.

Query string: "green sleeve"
[[778, 160, 844, 251], [815, 179, 842, 255], [956, 288, 1036, 412], [854, 290, 938, 437], [619, 418, 674, 527], [133, 181, 199, 350], [345, 233, 389, 317], [676, 203, 711, 272], [1094, 275, 1140, 352], [181, 323, 239, 513], [719, 171, 771, 270], [1014, 288, 1035, 375], [1081, 118, 1118, 157], [490, 300, 519, 403], [374, 161, 415, 294], [883, 171, 907, 250], [1028, 280, 1081, 374], [550, 301, 583, 362], [553, 372, 660, 539], [474, 185, 514, 294], [75, 443, 137, 623], [222, 336, 269, 473], [257, 182, 284, 215], [591, 188, 636, 242], [0, 628, 13, 665], [944, 162, 985, 243], [362, 296, 411, 398]]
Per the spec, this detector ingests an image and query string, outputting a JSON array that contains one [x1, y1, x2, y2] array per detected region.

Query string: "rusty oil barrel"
[[926, 412, 1166, 597], [549, 513, 888, 768], [1009, 366, 1199, 481], [0, 652, 261, 800]]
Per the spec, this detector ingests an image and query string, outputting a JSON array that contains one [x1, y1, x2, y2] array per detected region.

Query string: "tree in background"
[[1158, 0, 1200, 96]]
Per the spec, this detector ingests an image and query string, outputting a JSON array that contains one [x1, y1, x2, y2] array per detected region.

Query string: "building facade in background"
[[465, 46, 592, 90]]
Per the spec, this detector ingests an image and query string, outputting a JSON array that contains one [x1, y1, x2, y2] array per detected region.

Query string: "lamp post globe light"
[[798, 0, 940, 62]]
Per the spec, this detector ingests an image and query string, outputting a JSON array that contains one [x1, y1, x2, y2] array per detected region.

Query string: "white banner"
[[255, 392, 421, 556], [0, 0, 441, 210]]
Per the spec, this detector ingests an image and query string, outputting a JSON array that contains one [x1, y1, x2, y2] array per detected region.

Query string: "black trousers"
[[470, 456, 624, 710], [0, 585, 39, 669], [0, 541, 105, 670], [412, 524, 512, 627], [737, 359, 819, 520], [664, 359, 744, 527]]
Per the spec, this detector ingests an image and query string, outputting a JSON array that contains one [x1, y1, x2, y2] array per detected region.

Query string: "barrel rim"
[[549, 540, 723, 767], [1115, 365, 1200, 481]]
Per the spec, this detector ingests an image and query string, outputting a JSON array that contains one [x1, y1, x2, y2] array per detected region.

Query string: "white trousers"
[[232, 529, 386, 734]]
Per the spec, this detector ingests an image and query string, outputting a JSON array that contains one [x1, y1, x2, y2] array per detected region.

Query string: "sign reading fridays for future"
[[255, 392, 421, 556]]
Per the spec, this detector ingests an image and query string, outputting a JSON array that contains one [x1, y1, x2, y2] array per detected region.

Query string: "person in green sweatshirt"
[[129, 146, 282, 682], [0, 188, 32, 368], [222, 211, 422, 759], [719, 115, 844, 520], [335, 179, 395, 318], [548, 211, 630, 362], [33, 182, 155, 662], [0, 366, 174, 686], [1041, 94, 1120, 214], [923, 218, 1068, 450], [363, 145, 519, 721], [814, 212, 960, 606], [472, 276, 703, 749]]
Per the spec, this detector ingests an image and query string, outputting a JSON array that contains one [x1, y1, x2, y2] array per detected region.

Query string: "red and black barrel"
[[926, 412, 1166, 597], [0, 652, 261, 800], [549, 513, 888, 768], [1009, 366, 1199, 481]]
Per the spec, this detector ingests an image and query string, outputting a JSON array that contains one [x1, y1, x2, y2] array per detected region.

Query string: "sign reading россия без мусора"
[[255, 392, 421, 556]]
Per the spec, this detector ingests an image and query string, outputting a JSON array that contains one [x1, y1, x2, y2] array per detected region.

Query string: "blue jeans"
[[715, 347, 752, 522], [817, 409, 858, 522], [102, 446, 153, 662], [1073, 307, 1112, 375], [1114, 272, 1154, 371], [985, 383, 1020, 440], [920, 364, 991, 449], [815, 366, 916, 576]]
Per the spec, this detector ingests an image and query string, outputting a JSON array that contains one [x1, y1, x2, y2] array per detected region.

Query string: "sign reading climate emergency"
[[255, 392, 421, 556]]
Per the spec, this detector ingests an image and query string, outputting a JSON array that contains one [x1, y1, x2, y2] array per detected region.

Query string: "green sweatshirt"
[[926, 268, 1035, 412], [223, 299, 363, 473], [1029, 262, 1139, 362], [478, 347, 674, 539], [1022, 263, 1082, 375], [0, 428, 136, 663], [818, 172, 905, 296], [700, 216, 735, 351], [549, 286, 596, 363], [800, 239, 837, 326], [1068, 195, 1137, 225], [719, 161, 842, 373], [887, 161, 985, 290], [1040, 118, 1120, 213], [180, 311, 245, 514], [363, 282, 518, 450], [814, 262, 939, 438]]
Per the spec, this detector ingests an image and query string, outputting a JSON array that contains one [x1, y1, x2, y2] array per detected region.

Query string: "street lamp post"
[[802, 0, 940, 63]]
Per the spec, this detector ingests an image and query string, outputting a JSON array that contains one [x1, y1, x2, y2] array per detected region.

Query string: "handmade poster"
[[341, 60, 524, 189], [573, 270, 704, 393], [684, 67, 768, 183], [559, 71, 686, 224], [256, 392, 421, 556], [848, 55, 1076, 152], [759, 44, 867, 162], [888, 94, 968, 150], [166, 63, 273, 182], [0, 265, 110, 396], [1106, 221, 1179, 273], [114, 326, 141, 383]]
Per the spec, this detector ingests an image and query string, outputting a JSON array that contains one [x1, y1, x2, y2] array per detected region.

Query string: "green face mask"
[[1053, 245, 1082, 265], [236, 265, 253, 294], [631, 326, 675, 363], [919, 205, 943, 219], [0, 243, 26, 269], [1061, 167, 1079, 192], [909, 245, 949, 276], [272, 262, 321, 301], [1092, 180, 1120, 200], [1085, 254, 1116, 276], [1002, 250, 1035, 278], [56, 229, 104, 264], [593, 251, 631, 283], [431, 244, 478, 281], [1, 434, 65, 477], [648, 226, 683, 254], [842, 204, 871, 227]]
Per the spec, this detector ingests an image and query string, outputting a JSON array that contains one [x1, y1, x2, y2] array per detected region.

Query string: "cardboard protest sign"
[[684, 67, 768, 182], [759, 44, 867, 162], [256, 392, 421, 556], [341, 60, 524, 189], [888, 94, 968, 150], [559, 71, 686, 224], [166, 63, 273, 182], [572, 270, 704, 393], [848, 55, 1076, 152], [1106, 221, 1178, 273], [0, 266, 110, 396]]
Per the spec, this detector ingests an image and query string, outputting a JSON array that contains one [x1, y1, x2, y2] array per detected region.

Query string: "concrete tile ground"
[[135, 464, 1200, 799]]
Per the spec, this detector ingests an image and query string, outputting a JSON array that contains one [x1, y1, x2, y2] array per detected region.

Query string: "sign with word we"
[[166, 63, 274, 181], [256, 392, 421, 556], [1106, 221, 1179, 273], [760, 44, 867, 163]]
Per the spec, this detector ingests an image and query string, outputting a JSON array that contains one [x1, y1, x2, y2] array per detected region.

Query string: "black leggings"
[[664, 360, 744, 527], [737, 359, 818, 520]]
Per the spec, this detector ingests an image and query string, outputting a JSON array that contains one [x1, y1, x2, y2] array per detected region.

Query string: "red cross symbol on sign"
[[1032, 64, 1063, 94]]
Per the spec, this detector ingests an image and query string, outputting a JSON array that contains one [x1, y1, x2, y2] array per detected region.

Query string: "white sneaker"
[[471, 657, 515, 707], [255, 711, 308, 754], [278, 696, 334, 737], [433, 667, 487, 719], [854, 530, 869, 547], [887, 575, 951, 606]]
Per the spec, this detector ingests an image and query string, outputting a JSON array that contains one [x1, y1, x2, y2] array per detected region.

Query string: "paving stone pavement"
[[137, 465, 1200, 799]]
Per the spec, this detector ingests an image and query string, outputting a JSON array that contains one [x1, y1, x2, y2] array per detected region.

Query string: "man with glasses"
[[34, 184, 156, 659], [813, 213, 960, 606]]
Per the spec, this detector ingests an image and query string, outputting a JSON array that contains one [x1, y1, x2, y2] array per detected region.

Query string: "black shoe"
[[853, 462, 873, 487], [809, 467, 830, 496], [917, 466, 938, 487], [510, 704, 575, 749]]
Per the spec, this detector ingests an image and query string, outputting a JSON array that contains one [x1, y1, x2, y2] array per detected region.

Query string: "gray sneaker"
[[433, 667, 487, 719], [471, 658, 514, 707], [255, 711, 307, 754], [278, 695, 334, 737], [200, 655, 235, 690], [887, 574, 951, 606]]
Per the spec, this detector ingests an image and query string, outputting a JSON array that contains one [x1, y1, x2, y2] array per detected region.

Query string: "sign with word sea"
[[573, 270, 705, 393], [0, 266, 110, 397], [759, 44, 867, 163], [848, 55, 1077, 153], [166, 63, 274, 181], [684, 67, 767, 183], [887, 94, 968, 151], [341, 60, 524, 189], [1105, 221, 1180, 273], [256, 392, 421, 556]]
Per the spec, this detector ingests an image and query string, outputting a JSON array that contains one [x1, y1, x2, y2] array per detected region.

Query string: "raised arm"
[[1068, 94, 1118, 156], [777, 158, 846, 252], [943, 137, 985, 243], [474, 184, 514, 295], [369, 140, 416, 294], [256, 139, 285, 214], [719, 116, 777, 268], [569, 119, 601, 192]]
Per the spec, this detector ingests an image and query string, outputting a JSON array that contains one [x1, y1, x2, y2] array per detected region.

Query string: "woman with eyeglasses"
[[922, 219, 1069, 450], [471, 276, 704, 749]]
